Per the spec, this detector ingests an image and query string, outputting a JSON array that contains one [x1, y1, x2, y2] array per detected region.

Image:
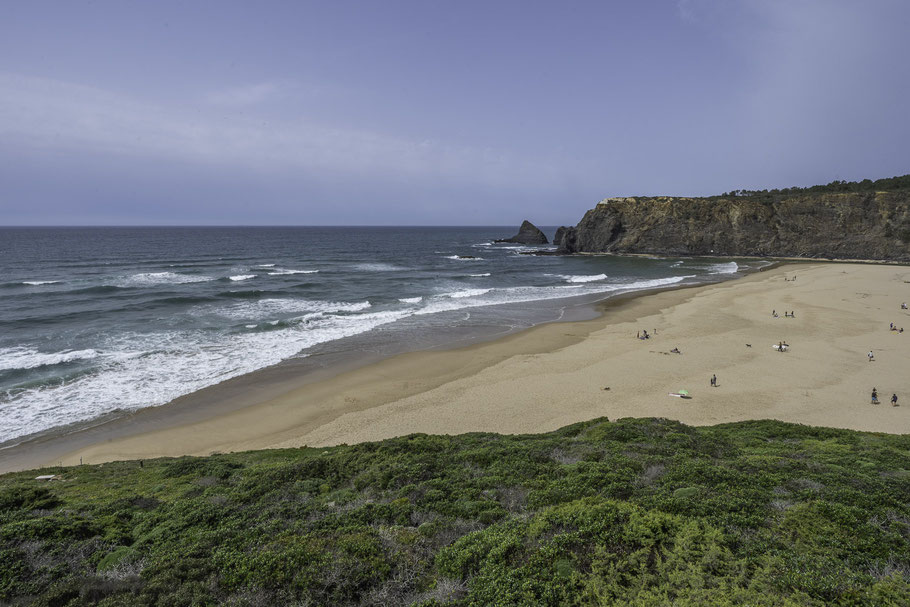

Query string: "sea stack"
[[495, 220, 549, 245]]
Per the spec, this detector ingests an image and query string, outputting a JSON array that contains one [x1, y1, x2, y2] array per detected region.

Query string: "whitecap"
[[468, 273, 491, 277], [205, 298, 372, 321], [0, 347, 100, 372], [267, 269, 319, 276], [444, 255, 484, 261], [257, 264, 276, 267], [442, 288, 491, 299], [558, 273, 608, 283], [708, 262, 739, 274], [414, 275, 697, 317], [229, 274, 257, 281], [119, 272, 214, 286], [353, 263, 407, 272], [399, 297, 423, 304], [22, 280, 60, 286]]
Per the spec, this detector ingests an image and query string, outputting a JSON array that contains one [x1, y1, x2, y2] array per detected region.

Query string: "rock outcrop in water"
[[555, 188, 910, 261], [496, 220, 549, 245]]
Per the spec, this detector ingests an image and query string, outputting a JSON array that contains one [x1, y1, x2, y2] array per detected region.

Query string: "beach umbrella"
[[678, 390, 689, 396]]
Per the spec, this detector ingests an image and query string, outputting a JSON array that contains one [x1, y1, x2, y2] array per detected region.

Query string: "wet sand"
[[4, 262, 910, 473]]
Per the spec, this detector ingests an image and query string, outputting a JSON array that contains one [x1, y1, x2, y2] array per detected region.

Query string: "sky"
[[1, 0, 909, 226]]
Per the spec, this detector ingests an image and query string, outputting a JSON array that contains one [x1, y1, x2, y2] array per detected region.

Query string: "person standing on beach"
[[892, 394, 899, 407], [711, 374, 717, 387], [872, 388, 878, 404], [868, 350, 874, 362]]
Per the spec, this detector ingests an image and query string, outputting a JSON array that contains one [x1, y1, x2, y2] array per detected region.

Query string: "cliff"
[[556, 190, 910, 260]]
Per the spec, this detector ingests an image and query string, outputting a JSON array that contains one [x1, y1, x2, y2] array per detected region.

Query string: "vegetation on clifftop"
[[717, 173, 910, 201], [2, 417, 910, 606]]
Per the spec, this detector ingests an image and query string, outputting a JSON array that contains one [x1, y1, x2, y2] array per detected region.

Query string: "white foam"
[[414, 275, 695, 317], [0, 347, 99, 372], [558, 273, 607, 283], [468, 273, 491, 277], [444, 255, 484, 261], [353, 263, 406, 272], [0, 309, 409, 442], [267, 269, 319, 276], [399, 297, 423, 304], [205, 298, 372, 321], [708, 262, 739, 274], [442, 288, 491, 298], [118, 272, 214, 286], [257, 264, 276, 267], [22, 280, 60, 286], [229, 274, 256, 281]]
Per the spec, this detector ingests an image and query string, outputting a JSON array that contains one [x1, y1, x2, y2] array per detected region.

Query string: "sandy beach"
[[4, 262, 910, 472]]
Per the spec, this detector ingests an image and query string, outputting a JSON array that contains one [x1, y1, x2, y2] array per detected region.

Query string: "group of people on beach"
[[871, 388, 898, 406], [636, 329, 654, 340], [865, 301, 907, 405], [771, 309, 795, 318]]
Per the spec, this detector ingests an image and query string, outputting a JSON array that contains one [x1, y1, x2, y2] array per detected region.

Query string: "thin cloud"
[[205, 82, 281, 107], [0, 73, 578, 190]]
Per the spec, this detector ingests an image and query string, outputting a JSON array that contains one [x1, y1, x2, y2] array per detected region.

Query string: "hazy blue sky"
[[2, 0, 908, 225]]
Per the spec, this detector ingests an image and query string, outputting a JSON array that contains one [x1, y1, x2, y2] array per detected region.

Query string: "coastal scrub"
[[1, 417, 909, 605]]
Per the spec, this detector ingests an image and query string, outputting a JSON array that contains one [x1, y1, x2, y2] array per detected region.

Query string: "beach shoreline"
[[4, 261, 910, 473]]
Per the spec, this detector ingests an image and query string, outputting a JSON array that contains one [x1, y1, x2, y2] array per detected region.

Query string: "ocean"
[[0, 227, 758, 445]]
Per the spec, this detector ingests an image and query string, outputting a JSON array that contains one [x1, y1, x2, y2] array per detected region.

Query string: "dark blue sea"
[[0, 227, 759, 443]]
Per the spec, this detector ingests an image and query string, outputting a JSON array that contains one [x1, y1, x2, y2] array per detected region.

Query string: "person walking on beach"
[[892, 394, 899, 407], [871, 388, 879, 404], [711, 374, 717, 387], [868, 350, 874, 362]]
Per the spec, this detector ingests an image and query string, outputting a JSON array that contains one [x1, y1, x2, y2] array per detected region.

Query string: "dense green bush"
[[718, 173, 910, 199], [1, 417, 909, 605]]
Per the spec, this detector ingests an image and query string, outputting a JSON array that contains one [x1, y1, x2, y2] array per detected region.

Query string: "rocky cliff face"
[[556, 191, 910, 260]]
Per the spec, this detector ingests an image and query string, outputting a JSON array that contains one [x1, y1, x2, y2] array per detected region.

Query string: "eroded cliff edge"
[[556, 190, 910, 261]]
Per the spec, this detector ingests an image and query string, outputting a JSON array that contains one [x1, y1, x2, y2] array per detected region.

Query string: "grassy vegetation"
[[2, 417, 909, 606]]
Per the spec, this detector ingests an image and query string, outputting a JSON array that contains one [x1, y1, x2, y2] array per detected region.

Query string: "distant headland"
[[551, 174, 910, 261]]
